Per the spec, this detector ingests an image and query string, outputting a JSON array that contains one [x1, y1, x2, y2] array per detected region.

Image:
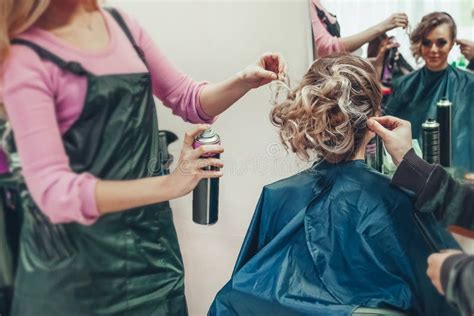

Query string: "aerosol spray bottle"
[[436, 97, 452, 167], [365, 135, 383, 172], [381, 46, 398, 87], [192, 129, 221, 225], [421, 119, 440, 164]]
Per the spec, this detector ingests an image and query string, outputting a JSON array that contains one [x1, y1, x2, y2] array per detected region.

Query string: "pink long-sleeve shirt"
[[309, 0, 344, 58], [2, 8, 215, 225]]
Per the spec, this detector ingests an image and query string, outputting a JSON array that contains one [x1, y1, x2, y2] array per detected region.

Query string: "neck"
[[351, 134, 372, 161], [426, 62, 449, 72], [37, 0, 97, 29], [352, 146, 367, 160]]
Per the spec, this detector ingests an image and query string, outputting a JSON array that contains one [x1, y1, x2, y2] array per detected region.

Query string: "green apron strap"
[[104, 7, 147, 65], [11, 39, 88, 76]]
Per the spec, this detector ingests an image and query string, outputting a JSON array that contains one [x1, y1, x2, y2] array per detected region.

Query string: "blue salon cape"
[[384, 65, 474, 171], [209, 160, 460, 316]]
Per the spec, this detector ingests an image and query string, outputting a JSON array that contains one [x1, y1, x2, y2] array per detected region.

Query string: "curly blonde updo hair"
[[410, 12, 456, 62], [271, 53, 381, 164]]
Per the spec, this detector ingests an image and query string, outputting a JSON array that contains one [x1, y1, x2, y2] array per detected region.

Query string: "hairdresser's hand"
[[238, 52, 286, 89], [427, 250, 463, 295], [465, 173, 474, 183], [378, 38, 399, 63], [367, 116, 412, 166], [371, 38, 399, 75], [457, 39, 474, 61], [169, 125, 224, 198], [379, 13, 409, 32]]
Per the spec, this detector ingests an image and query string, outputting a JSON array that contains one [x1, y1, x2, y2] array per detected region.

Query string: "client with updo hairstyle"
[[209, 54, 459, 316]]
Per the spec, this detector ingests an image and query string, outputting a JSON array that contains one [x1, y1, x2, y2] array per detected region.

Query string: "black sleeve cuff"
[[392, 149, 436, 195], [440, 253, 468, 293], [468, 60, 474, 71]]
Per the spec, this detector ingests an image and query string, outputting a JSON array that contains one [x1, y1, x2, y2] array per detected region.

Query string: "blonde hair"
[[0, 0, 101, 117], [0, 0, 50, 118], [0, 0, 51, 62], [271, 53, 381, 164]]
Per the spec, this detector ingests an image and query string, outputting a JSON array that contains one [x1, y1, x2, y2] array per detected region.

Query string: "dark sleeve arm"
[[392, 149, 474, 230], [441, 254, 474, 316], [467, 60, 474, 71]]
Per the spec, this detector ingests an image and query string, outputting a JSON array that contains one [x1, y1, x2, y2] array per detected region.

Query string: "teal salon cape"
[[384, 65, 474, 171], [209, 160, 460, 316]]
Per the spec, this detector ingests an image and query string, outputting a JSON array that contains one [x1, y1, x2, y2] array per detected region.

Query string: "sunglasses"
[[421, 38, 448, 48]]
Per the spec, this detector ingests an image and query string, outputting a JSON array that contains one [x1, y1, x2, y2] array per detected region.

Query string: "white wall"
[[107, 1, 472, 315]]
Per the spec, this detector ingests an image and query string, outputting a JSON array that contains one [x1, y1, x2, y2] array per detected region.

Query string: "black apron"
[[10, 8, 187, 316], [314, 4, 341, 37]]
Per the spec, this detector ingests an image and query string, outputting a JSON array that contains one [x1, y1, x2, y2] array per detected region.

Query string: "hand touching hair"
[[271, 53, 381, 163]]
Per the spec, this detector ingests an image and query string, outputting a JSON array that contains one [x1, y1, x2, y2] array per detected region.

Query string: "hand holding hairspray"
[[192, 129, 221, 225]]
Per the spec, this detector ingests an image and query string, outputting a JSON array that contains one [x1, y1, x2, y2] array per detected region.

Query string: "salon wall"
[[107, 1, 472, 315]]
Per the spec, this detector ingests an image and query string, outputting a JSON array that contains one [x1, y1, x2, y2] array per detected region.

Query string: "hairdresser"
[[309, 0, 408, 59], [0, 0, 285, 315], [456, 38, 474, 71], [367, 115, 474, 316]]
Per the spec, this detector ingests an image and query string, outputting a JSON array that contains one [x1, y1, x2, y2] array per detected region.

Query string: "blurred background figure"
[[367, 34, 414, 86], [456, 38, 474, 70], [309, 0, 408, 59]]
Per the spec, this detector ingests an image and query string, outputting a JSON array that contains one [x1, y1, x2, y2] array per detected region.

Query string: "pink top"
[[1, 8, 215, 225], [309, 0, 344, 58]]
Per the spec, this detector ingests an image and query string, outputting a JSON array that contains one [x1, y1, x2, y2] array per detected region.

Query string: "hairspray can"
[[436, 97, 452, 167], [375, 134, 383, 172], [365, 138, 377, 170], [365, 135, 383, 172], [421, 119, 440, 164], [192, 129, 220, 225], [381, 47, 397, 87]]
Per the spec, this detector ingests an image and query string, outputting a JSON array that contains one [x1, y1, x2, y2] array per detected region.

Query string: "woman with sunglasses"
[[384, 12, 474, 172]]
